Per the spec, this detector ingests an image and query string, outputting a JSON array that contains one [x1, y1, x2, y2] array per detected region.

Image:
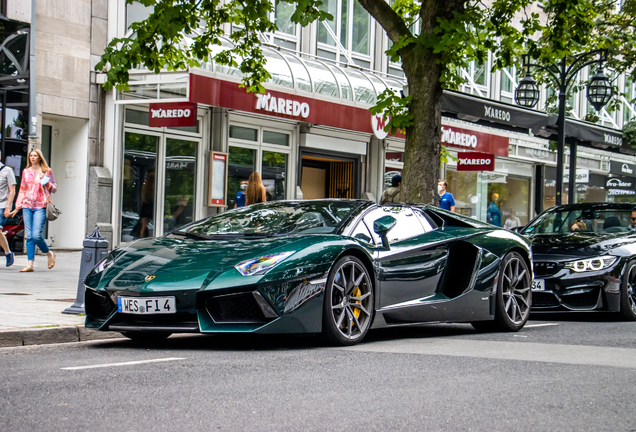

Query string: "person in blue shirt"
[[487, 193, 502, 227], [437, 179, 455, 212], [234, 180, 248, 208]]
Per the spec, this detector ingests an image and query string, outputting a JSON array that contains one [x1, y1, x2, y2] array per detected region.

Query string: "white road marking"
[[345, 339, 636, 369], [61, 357, 186, 370], [525, 323, 560, 328]]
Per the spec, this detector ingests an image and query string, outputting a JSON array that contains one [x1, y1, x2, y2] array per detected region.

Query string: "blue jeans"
[[23, 208, 49, 261]]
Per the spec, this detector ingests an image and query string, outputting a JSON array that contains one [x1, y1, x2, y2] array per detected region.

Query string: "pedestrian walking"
[[15, 149, 57, 272], [437, 179, 455, 212], [245, 172, 266, 205], [0, 149, 16, 267], [380, 174, 402, 204], [234, 180, 248, 208]]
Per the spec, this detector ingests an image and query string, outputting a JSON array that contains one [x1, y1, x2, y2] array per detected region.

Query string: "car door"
[[360, 206, 455, 312]]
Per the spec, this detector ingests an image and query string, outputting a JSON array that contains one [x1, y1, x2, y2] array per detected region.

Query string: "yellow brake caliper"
[[351, 286, 362, 320]]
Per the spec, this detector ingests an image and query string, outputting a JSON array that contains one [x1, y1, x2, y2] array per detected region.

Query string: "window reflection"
[[163, 138, 196, 233], [122, 133, 158, 242]]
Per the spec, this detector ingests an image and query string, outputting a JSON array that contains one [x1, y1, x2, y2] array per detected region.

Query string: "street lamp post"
[[514, 50, 613, 206]]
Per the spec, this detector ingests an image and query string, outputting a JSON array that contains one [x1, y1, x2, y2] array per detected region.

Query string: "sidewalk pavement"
[[0, 251, 123, 348]]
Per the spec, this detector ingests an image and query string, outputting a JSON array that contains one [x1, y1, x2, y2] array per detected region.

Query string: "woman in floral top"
[[15, 149, 58, 272]]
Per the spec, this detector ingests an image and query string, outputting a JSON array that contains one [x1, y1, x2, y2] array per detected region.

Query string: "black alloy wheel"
[[322, 255, 374, 346], [620, 260, 636, 321], [472, 251, 532, 332]]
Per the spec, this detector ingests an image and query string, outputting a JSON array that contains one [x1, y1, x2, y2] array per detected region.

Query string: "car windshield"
[[524, 207, 636, 235], [182, 200, 365, 236]]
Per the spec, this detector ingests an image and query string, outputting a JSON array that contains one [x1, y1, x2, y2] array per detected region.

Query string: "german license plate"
[[117, 296, 176, 314], [531, 279, 545, 291]]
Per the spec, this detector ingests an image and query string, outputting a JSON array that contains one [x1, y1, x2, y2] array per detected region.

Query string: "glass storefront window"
[[446, 168, 531, 228], [230, 125, 258, 141], [262, 151, 287, 201], [121, 132, 158, 242], [228, 147, 256, 208], [163, 138, 197, 233], [263, 130, 289, 146]]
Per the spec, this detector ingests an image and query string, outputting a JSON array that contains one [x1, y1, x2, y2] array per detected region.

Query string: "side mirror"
[[373, 215, 397, 249]]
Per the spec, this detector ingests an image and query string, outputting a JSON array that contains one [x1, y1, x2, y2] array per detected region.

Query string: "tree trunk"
[[400, 56, 444, 206]]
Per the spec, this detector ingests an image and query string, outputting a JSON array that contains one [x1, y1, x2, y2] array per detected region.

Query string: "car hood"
[[88, 233, 358, 292], [528, 232, 635, 260], [94, 235, 309, 290]]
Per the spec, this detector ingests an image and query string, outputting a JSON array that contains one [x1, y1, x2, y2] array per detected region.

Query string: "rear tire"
[[472, 251, 531, 332], [322, 255, 374, 346], [121, 331, 172, 342], [619, 260, 636, 321]]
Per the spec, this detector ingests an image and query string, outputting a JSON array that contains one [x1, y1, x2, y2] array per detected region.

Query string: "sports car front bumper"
[[85, 274, 328, 334], [530, 257, 623, 312]]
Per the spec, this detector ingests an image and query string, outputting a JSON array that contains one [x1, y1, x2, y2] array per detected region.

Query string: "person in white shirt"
[[504, 210, 521, 230]]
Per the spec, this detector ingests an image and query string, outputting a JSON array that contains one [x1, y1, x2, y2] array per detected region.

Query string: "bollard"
[[63, 226, 109, 315]]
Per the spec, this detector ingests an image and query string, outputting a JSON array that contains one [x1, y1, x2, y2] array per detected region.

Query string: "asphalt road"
[[1, 315, 636, 432]]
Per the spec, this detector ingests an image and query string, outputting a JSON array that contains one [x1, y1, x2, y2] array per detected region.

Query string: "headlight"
[[90, 255, 115, 275], [564, 256, 618, 273], [235, 251, 295, 276]]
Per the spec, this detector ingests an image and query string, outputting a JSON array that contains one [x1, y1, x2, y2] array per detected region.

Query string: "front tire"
[[473, 251, 531, 332], [619, 260, 636, 321], [322, 255, 374, 346]]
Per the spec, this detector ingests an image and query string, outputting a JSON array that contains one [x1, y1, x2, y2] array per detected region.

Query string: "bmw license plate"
[[531, 279, 545, 291], [117, 296, 176, 314]]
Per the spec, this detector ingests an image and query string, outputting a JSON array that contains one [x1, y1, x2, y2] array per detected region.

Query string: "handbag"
[[44, 186, 61, 221], [46, 201, 62, 221]]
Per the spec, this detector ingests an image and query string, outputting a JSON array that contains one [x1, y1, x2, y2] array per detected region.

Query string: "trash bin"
[[63, 226, 109, 315]]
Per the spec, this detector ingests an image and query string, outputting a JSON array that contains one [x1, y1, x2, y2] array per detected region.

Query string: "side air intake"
[[438, 242, 481, 299]]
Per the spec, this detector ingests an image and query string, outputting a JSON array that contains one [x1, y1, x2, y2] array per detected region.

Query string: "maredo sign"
[[457, 152, 495, 171], [149, 102, 197, 127], [441, 125, 509, 156]]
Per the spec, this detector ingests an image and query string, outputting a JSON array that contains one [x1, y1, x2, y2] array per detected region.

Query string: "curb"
[[0, 326, 124, 348]]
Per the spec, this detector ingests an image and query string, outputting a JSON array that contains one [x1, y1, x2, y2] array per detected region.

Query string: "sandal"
[[20, 267, 34, 272], [48, 252, 56, 270]]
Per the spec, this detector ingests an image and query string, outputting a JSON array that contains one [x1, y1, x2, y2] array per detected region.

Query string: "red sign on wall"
[[457, 152, 496, 171], [441, 125, 509, 156], [149, 102, 197, 127]]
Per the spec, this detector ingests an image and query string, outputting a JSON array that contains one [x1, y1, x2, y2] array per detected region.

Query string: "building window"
[[228, 123, 292, 208], [317, 0, 373, 69], [126, 1, 153, 29], [460, 56, 490, 97], [500, 67, 516, 104], [624, 77, 635, 124]]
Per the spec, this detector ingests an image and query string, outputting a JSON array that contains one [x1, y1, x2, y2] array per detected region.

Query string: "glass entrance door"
[[121, 132, 200, 243], [121, 132, 159, 243], [163, 137, 197, 233]]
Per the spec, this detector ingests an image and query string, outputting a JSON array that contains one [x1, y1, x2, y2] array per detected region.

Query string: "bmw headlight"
[[90, 254, 115, 276], [235, 251, 295, 276], [564, 256, 618, 273]]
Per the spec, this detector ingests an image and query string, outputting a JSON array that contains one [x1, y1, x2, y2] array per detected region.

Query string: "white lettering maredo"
[[255, 93, 310, 118], [151, 108, 192, 119], [459, 157, 492, 166], [604, 133, 622, 146], [441, 126, 477, 148], [484, 105, 511, 122]]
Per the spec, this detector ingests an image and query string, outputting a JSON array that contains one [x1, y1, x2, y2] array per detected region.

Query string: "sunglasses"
[[632, 217, 636, 221]]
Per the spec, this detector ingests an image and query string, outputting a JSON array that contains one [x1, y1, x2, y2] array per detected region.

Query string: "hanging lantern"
[[586, 67, 613, 111], [514, 72, 540, 108]]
